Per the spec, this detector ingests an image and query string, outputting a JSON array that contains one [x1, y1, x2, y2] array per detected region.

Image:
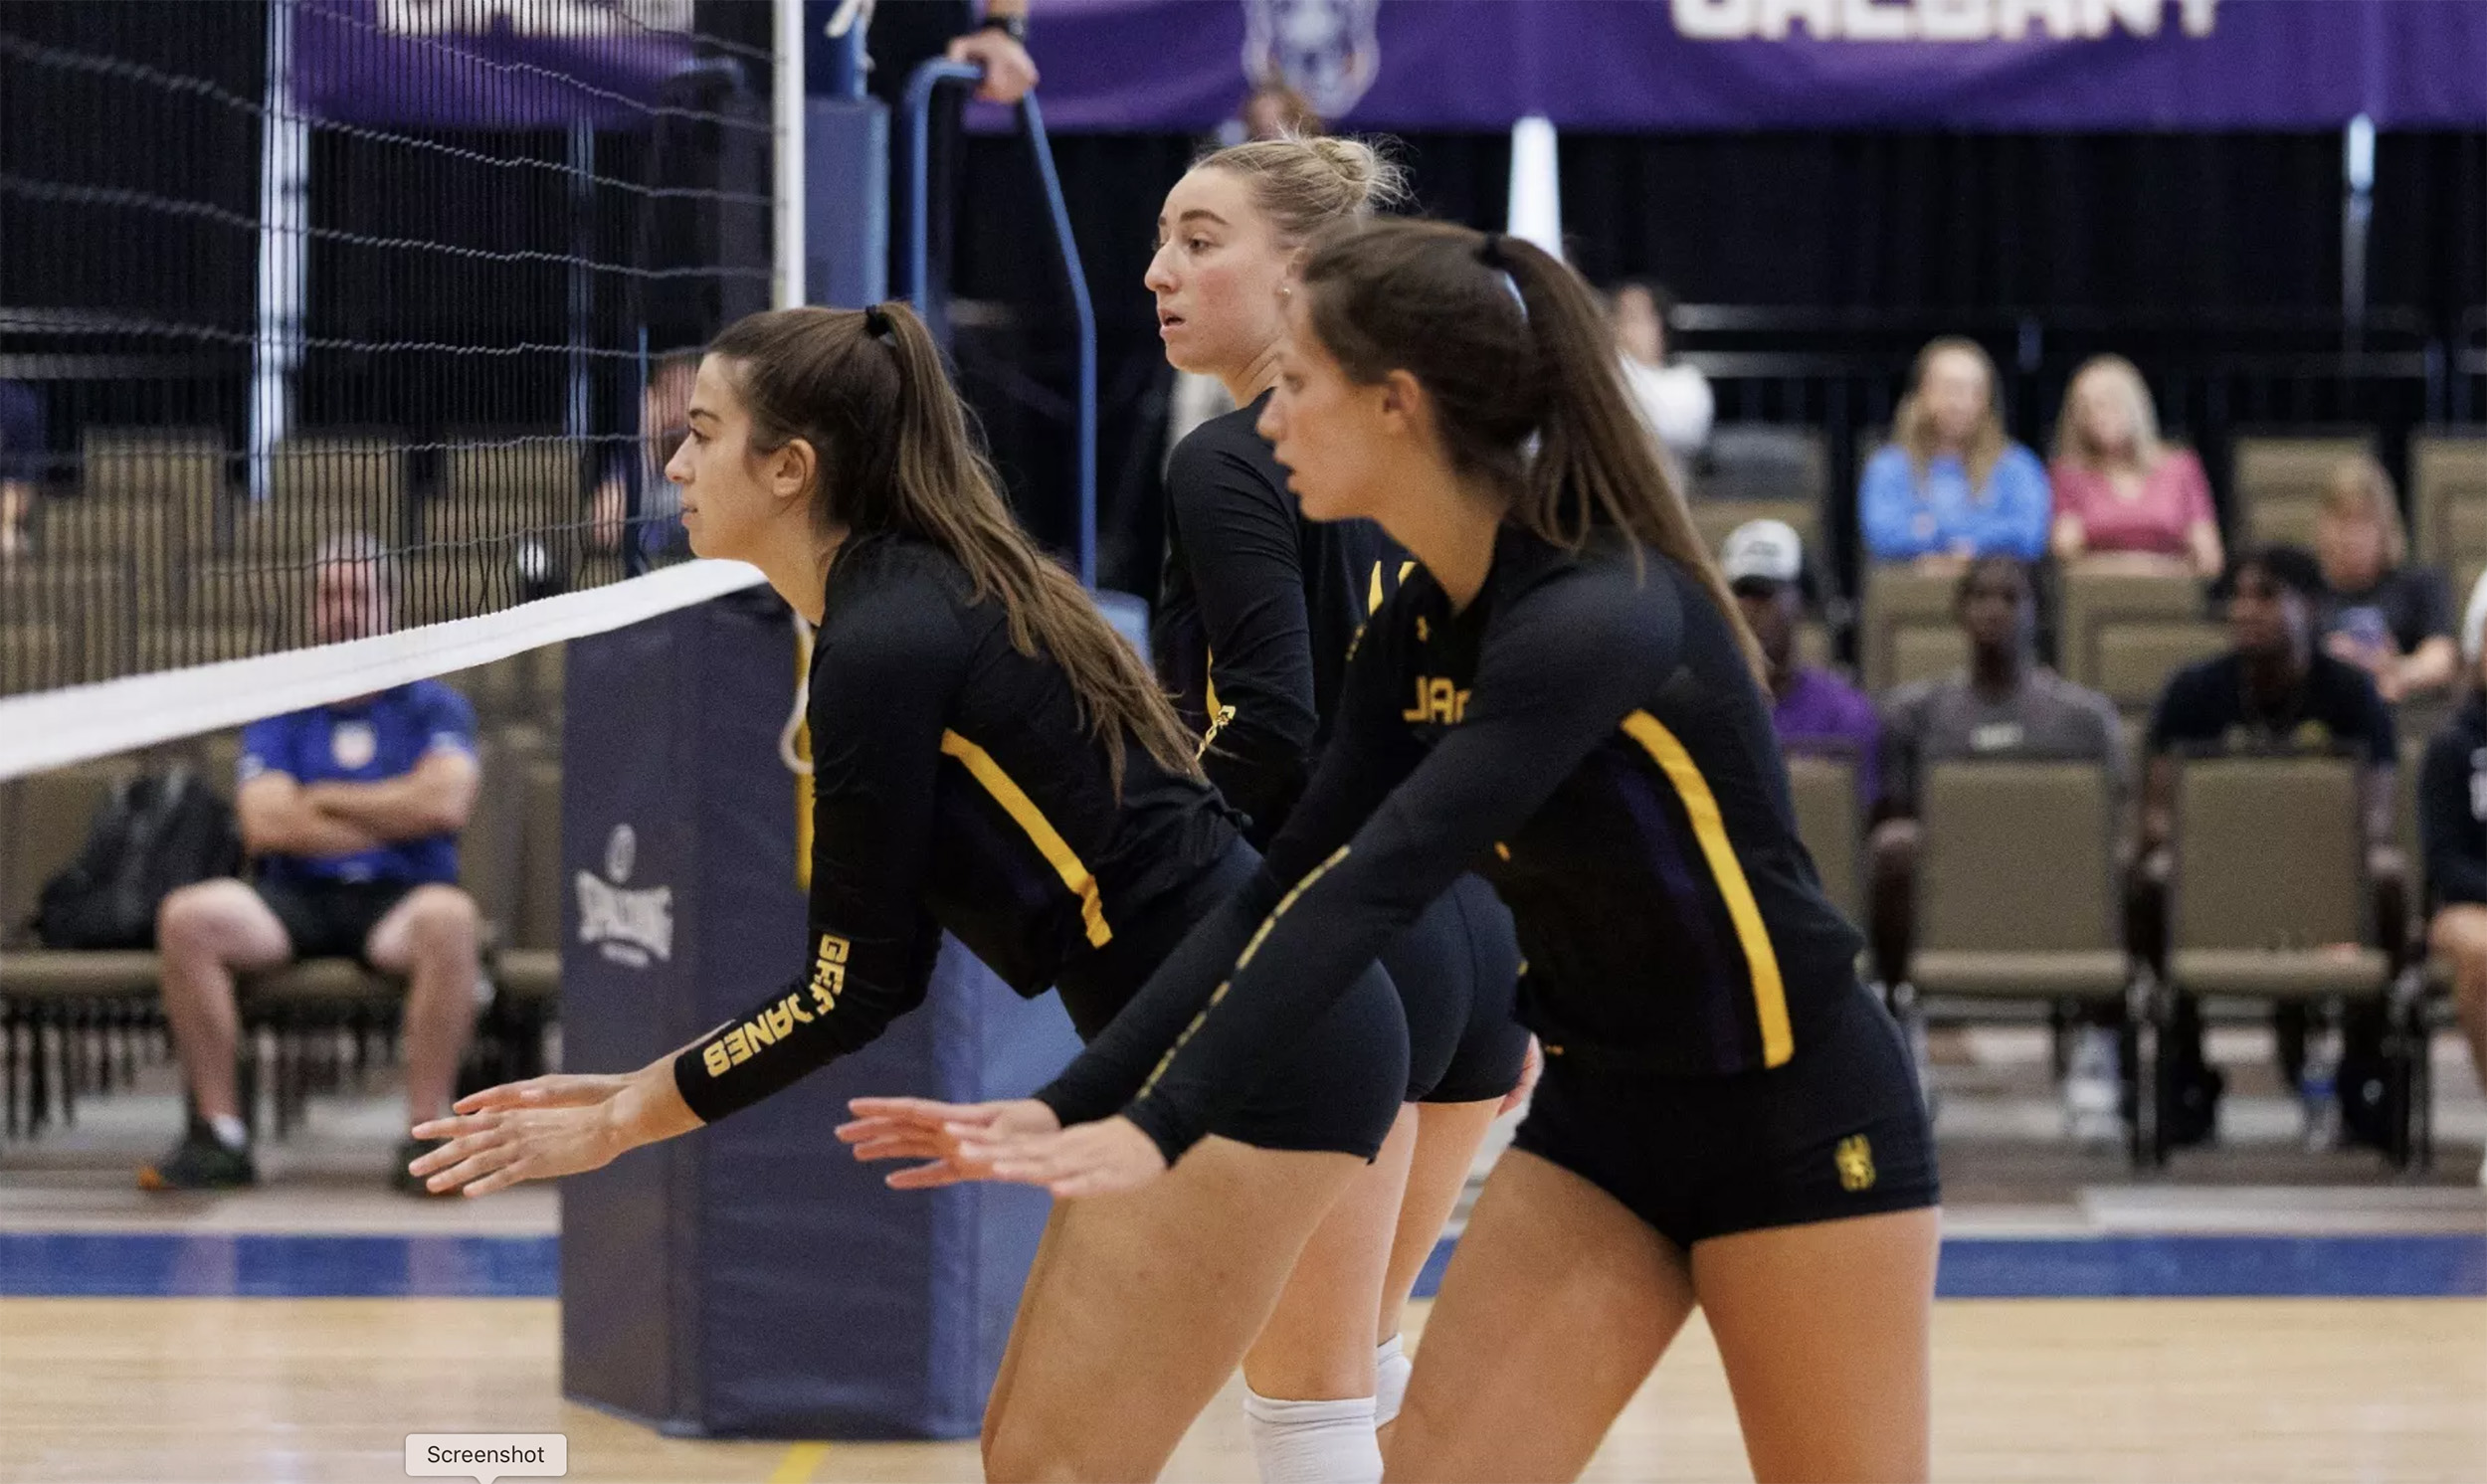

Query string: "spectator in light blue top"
[[1860, 337, 2048, 570]]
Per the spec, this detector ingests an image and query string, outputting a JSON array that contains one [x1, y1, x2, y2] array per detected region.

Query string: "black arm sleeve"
[[1119, 575, 1679, 1163], [2420, 732, 2487, 906], [671, 588, 968, 1123], [1033, 598, 1427, 1127], [1169, 436, 1320, 835]]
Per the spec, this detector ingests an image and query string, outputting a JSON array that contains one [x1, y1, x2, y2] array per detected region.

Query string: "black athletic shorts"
[[1057, 838, 1407, 1161], [1381, 873, 1530, 1105], [253, 874, 419, 967], [1511, 980, 1938, 1248]]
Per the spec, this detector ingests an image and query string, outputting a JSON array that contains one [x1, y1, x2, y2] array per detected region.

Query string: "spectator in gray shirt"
[[1868, 556, 2127, 1138]]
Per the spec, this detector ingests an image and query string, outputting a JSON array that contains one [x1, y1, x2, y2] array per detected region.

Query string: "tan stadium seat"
[[438, 438, 582, 540], [2411, 430, 2487, 572], [2094, 621, 2228, 712], [2232, 431, 2374, 547], [492, 756, 565, 1004], [249, 438, 409, 560], [1785, 754, 1861, 926], [456, 736, 522, 954], [1861, 567, 1958, 693], [2161, 754, 2421, 1166], [136, 624, 264, 675], [2058, 571, 2205, 690], [80, 427, 222, 506], [1909, 759, 2129, 1003], [0, 765, 121, 941], [0, 620, 71, 698]]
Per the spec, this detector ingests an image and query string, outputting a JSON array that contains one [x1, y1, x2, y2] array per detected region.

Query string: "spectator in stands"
[[1860, 337, 2048, 571], [2316, 455, 2457, 704], [2418, 572, 2487, 1187], [1611, 279, 1712, 483], [1725, 518, 1878, 800], [2048, 354, 2222, 581], [0, 378, 43, 559], [2139, 544, 2400, 1148], [141, 535, 484, 1193], [589, 351, 699, 560], [1868, 556, 2127, 1135]]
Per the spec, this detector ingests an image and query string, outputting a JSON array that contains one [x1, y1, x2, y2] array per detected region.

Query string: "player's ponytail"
[[707, 303, 1200, 793], [1298, 220, 1764, 682]]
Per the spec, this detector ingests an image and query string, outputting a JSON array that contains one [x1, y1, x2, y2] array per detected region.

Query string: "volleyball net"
[[0, 0, 804, 778]]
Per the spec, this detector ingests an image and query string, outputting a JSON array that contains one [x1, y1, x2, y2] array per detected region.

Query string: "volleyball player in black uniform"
[[908, 226, 1942, 1481], [1141, 135, 1530, 1468], [408, 302, 1408, 1483]]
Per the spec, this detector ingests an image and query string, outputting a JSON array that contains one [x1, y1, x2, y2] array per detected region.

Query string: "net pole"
[[773, 0, 805, 309], [249, 0, 307, 505]]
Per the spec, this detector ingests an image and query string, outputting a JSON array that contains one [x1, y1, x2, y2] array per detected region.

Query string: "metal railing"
[[898, 61, 1096, 588]]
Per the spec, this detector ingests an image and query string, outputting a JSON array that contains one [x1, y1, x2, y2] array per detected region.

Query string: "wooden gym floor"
[[3, 1025, 2483, 1482]]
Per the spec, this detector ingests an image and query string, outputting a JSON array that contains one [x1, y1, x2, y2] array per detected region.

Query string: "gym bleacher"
[[6, 400, 2486, 1173]]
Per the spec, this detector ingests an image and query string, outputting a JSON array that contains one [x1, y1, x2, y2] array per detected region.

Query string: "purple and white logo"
[[1242, 0, 1382, 121]]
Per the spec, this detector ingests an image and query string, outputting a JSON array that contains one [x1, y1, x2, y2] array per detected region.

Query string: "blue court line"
[[1, 1231, 2481, 1300], [0, 1232, 559, 1298]]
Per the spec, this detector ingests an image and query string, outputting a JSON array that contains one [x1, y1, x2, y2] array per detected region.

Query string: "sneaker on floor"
[[137, 1122, 256, 1192], [394, 1136, 455, 1197]]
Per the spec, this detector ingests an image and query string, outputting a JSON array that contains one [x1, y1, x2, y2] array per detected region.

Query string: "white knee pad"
[[1244, 1389, 1382, 1484], [1373, 1334, 1412, 1428]]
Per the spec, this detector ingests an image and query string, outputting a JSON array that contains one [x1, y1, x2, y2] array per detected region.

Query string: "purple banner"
[[295, 0, 696, 128], [1012, 0, 2487, 132]]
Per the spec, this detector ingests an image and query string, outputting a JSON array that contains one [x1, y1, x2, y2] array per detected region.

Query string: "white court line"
[[0, 558, 767, 781]]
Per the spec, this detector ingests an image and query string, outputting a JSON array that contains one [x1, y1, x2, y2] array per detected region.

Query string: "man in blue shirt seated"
[[142, 535, 484, 1193]]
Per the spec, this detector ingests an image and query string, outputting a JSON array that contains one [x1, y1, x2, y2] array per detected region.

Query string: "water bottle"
[[2300, 1021, 2342, 1153]]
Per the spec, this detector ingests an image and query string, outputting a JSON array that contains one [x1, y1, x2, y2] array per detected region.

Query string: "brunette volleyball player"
[[406, 301, 1414, 1482], [880, 225, 1942, 1483], [1141, 134, 1533, 1463]]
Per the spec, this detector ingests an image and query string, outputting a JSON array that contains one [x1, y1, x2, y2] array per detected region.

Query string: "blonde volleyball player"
[[872, 224, 1942, 1483]]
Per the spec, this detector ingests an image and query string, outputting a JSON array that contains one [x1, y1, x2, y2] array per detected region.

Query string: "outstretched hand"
[[838, 1096, 1059, 1190], [409, 1089, 628, 1198], [409, 1067, 691, 1198], [951, 1115, 1168, 1201]]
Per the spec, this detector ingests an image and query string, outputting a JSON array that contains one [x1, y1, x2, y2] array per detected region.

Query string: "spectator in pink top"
[[2048, 355, 2222, 581]]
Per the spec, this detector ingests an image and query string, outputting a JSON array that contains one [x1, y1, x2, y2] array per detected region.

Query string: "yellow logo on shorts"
[[1834, 1135, 1876, 1193]]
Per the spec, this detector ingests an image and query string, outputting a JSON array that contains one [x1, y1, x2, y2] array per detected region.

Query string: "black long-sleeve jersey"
[[1155, 393, 1405, 845], [1041, 523, 1869, 1162], [673, 532, 1239, 1124]]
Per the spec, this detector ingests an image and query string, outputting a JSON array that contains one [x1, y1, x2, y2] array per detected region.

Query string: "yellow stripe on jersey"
[[1199, 649, 1235, 759], [939, 729, 1112, 948], [1619, 709, 1794, 1067], [1367, 558, 1419, 616], [1137, 843, 1351, 1099]]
